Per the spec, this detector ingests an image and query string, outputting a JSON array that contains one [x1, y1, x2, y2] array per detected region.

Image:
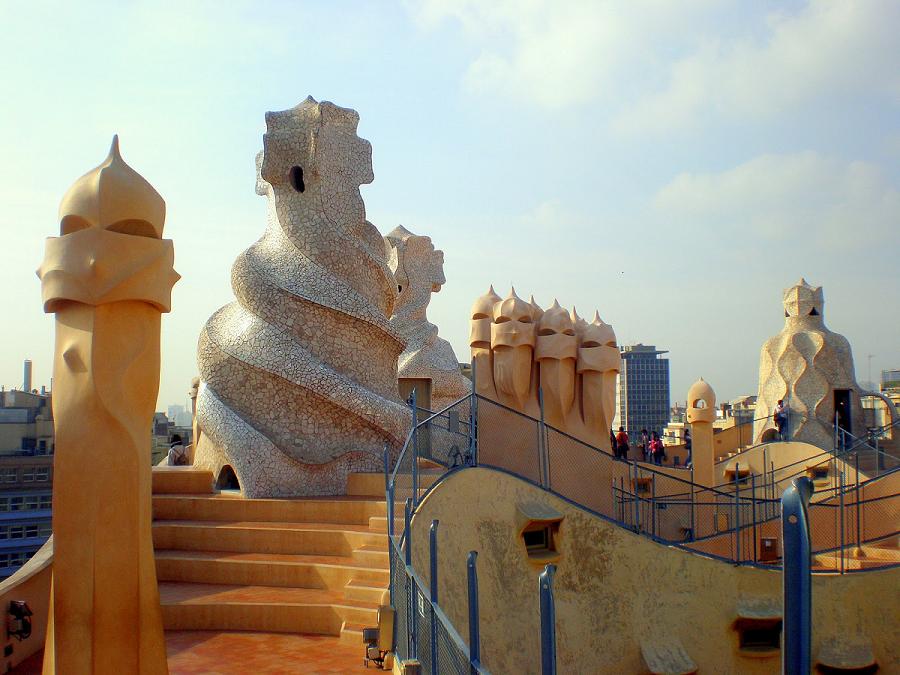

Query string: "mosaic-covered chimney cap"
[[58, 136, 166, 238], [471, 285, 501, 320], [783, 278, 824, 319]]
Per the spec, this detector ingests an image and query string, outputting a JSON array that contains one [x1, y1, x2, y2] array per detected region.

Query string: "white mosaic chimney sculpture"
[[194, 97, 409, 497], [385, 225, 470, 411], [753, 278, 864, 449]]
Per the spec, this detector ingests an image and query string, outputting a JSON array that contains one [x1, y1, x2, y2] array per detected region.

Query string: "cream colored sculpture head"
[[536, 301, 577, 426], [491, 289, 537, 408], [38, 136, 174, 674], [687, 378, 716, 425], [470, 287, 618, 450]]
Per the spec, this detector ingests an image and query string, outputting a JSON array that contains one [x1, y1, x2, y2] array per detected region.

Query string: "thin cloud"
[[654, 152, 900, 250]]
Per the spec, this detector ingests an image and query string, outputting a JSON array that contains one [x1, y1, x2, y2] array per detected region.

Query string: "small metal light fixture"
[[7, 600, 32, 641]]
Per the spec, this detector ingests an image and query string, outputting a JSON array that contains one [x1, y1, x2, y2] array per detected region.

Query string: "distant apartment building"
[[615, 344, 670, 440], [0, 386, 53, 579]]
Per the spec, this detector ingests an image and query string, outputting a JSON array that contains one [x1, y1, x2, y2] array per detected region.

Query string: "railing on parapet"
[[387, 384, 568, 674], [712, 411, 816, 467], [403, 391, 899, 573], [386, 385, 491, 674], [387, 507, 490, 674]]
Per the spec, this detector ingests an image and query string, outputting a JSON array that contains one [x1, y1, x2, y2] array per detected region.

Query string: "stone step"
[[155, 549, 389, 590], [153, 493, 386, 526], [368, 515, 405, 533], [347, 471, 442, 497], [152, 467, 215, 495], [340, 621, 368, 645], [344, 578, 388, 605], [159, 581, 377, 635], [351, 543, 389, 568], [152, 520, 385, 557]]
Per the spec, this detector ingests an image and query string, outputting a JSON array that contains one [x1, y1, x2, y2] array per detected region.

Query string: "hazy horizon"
[[2, 0, 898, 413]]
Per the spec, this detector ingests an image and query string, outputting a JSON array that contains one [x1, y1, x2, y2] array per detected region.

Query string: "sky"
[[1, 0, 898, 412]]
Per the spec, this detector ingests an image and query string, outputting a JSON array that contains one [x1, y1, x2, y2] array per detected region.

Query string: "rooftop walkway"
[[11, 631, 368, 674]]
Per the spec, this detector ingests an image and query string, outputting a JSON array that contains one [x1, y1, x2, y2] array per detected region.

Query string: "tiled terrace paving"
[[166, 630, 367, 674]]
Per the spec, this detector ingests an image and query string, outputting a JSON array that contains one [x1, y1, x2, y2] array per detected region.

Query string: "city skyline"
[[1, 1, 898, 410]]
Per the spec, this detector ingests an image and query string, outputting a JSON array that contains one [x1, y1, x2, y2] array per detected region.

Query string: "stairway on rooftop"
[[151, 466, 394, 643]]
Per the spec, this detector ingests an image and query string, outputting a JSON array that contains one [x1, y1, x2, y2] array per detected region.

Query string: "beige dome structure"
[[687, 378, 716, 425], [753, 279, 864, 449]]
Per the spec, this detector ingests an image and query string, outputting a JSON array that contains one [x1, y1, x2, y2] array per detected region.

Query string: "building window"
[[39, 495, 52, 509], [22, 468, 35, 482], [35, 467, 49, 482], [0, 468, 17, 483]]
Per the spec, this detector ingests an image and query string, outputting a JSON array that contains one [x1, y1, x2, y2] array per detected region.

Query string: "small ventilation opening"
[[809, 307, 819, 316], [289, 165, 305, 193], [817, 664, 879, 674], [216, 465, 240, 491], [520, 520, 561, 561], [735, 618, 782, 655]]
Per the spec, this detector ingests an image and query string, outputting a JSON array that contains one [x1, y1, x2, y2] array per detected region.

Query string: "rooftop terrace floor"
[[12, 630, 369, 674], [167, 630, 368, 674]]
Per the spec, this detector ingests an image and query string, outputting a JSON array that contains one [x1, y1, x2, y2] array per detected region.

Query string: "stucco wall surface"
[[410, 468, 898, 674]]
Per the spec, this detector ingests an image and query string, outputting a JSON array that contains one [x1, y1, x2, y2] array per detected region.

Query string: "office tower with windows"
[[617, 344, 670, 441]]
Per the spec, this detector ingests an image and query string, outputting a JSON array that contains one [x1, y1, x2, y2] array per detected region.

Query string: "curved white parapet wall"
[[194, 97, 409, 497]]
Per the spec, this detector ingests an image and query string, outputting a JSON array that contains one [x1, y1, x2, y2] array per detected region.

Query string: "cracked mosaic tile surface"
[[194, 97, 409, 497], [385, 225, 471, 411]]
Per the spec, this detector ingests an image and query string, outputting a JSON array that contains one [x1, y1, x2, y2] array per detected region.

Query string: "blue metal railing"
[[782, 477, 813, 674]]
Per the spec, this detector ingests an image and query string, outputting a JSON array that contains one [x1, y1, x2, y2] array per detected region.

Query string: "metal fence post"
[[405, 497, 417, 661], [839, 468, 845, 574], [538, 387, 548, 489], [689, 464, 695, 540], [539, 563, 557, 675], [782, 477, 813, 675], [383, 442, 389, 490], [470, 360, 478, 466], [404, 498, 413, 566], [430, 520, 439, 674], [467, 551, 481, 671], [734, 462, 741, 562], [651, 473, 657, 539], [631, 461, 640, 532], [388, 483, 396, 598], [412, 389, 419, 507], [751, 473, 757, 563], [855, 452, 863, 556]]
